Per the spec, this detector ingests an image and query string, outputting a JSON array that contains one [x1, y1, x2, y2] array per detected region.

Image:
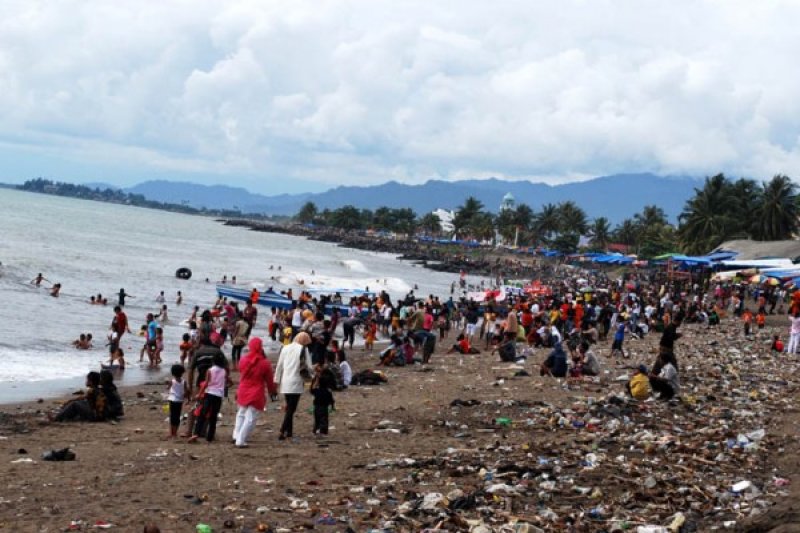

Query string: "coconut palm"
[[495, 208, 518, 243], [752, 174, 799, 240], [418, 212, 442, 236], [613, 219, 639, 247], [589, 217, 611, 250], [513, 203, 535, 231], [677, 176, 738, 255], [452, 196, 484, 238], [556, 201, 588, 236], [470, 212, 496, 242], [533, 203, 560, 243], [634, 205, 668, 229], [295, 201, 319, 224]]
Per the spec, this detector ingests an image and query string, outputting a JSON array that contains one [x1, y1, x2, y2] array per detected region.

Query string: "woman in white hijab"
[[274, 331, 312, 440]]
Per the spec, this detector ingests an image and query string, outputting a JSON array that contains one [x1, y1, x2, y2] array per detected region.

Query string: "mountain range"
[[107, 173, 701, 224]]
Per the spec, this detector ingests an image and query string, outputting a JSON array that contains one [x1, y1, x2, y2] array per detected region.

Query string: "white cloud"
[[1, 0, 799, 192]]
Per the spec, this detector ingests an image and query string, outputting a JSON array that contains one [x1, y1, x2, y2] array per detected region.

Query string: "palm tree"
[[731, 178, 759, 234], [513, 203, 535, 231], [634, 205, 668, 229], [295, 201, 318, 224], [556, 201, 588, 236], [533, 203, 560, 243], [752, 174, 799, 240], [452, 196, 484, 238], [613, 219, 639, 247], [589, 217, 611, 250], [495, 208, 518, 243], [418, 212, 442, 236], [677, 181, 737, 255], [471, 212, 496, 242]]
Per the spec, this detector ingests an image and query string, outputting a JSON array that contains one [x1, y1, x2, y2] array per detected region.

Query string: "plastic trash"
[[421, 492, 444, 510], [316, 513, 336, 525], [731, 480, 752, 493], [196, 525, 212, 533], [42, 448, 76, 461], [668, 512, 685, 532]]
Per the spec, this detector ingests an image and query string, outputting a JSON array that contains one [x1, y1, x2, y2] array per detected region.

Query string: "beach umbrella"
[[749, 274, 764, 284], [767, 278, 780, 286]]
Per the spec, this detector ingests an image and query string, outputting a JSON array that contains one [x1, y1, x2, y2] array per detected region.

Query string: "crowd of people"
[[45, 260, 800, 454]]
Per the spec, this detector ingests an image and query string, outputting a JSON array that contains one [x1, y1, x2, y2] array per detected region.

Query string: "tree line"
[[17, 178, 275, 220], [294, 174, 799, 258]]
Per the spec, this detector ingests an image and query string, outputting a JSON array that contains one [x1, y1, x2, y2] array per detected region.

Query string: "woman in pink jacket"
[[232, 337, 278, 448]]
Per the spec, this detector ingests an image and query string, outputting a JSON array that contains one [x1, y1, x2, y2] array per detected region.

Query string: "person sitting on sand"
[[493, 332, 518, 362], [540, 342, 568, 378], [579, 342, 601, 376], [100, 369, 124, 420], [337, 350, 352, 388], [447, 333, 481, 355], [626, 365, 651, 400], [52, 372, 106, 422], [378, 334, 404, 366], [568, 349, 584, 378], [771, 335, 784, 353], [649, 352, 680, 401]]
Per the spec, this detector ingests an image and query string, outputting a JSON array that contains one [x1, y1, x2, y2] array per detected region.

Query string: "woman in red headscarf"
[[232, 337, 277, 448]]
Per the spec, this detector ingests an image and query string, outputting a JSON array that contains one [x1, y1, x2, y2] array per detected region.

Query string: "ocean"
[[0, 189, 480, 402]]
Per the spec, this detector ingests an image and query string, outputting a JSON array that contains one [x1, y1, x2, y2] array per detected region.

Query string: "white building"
[[500, 192, 515, 212], [432, 208, 455, 234]]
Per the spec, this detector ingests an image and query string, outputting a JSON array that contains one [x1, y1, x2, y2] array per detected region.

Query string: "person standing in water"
[[118, 288, 134, 307], [31, 273, 50, 287], [112, 306, 131, 341]]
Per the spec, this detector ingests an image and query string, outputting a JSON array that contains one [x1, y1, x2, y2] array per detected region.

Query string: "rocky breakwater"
[[219, 219, 522, 277]]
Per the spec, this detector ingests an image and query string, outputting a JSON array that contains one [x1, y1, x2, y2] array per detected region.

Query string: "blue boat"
[[215, 285, 366, 317], [216, 285, 293, 310]]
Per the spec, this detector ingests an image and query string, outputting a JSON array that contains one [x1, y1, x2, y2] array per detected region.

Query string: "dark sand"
[[1, 318, 799, 532]]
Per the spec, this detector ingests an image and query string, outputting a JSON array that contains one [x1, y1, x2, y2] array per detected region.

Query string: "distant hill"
[[121, 173, 701, 224]]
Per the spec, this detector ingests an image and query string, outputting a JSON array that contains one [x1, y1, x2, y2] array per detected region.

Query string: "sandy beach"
[[1, 315, 799, 532]]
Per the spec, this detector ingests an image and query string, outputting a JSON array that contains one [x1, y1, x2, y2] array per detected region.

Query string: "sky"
[[1, 0, 799, 194]]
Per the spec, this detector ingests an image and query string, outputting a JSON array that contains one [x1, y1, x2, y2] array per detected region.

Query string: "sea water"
[[0, 189, 481, 401]]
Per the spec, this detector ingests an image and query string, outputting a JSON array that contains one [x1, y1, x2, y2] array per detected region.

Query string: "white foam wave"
[[339, 259, 369, 273]]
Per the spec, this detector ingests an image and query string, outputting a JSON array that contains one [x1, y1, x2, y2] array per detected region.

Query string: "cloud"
[[1, 0, 799, 192]]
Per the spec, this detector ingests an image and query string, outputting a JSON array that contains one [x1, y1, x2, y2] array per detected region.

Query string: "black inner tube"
[[175, 268, 192, 279]]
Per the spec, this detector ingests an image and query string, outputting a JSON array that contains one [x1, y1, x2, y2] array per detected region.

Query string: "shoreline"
[[0, 366, 170, 405], [219, 218, 548, 279]]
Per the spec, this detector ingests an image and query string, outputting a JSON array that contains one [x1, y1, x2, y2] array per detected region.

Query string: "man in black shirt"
[[188, 338, 227, 397], [654, 316, 682, 374]]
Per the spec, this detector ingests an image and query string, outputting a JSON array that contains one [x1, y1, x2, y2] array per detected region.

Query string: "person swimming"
[[31, 273, 49, 287]]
